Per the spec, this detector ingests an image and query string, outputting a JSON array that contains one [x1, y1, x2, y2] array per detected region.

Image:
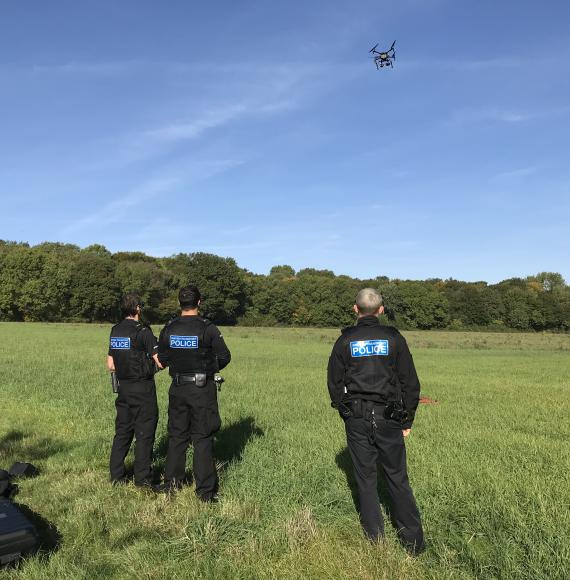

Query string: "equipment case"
[[0, 499, 39, 565]]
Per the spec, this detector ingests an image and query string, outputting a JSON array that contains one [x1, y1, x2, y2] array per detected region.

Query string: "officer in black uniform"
[[157, 285, 231, 500], [327, 288, 425, 554], [107, 293, 160, 487]]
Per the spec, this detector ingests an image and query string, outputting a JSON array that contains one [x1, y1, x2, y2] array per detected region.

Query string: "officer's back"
[[107, 294, 159, 488], [159, 315, 229, 379], [327, 288, 424, 553], [156, 285, 230, 500], [336, 316, 418, 423]]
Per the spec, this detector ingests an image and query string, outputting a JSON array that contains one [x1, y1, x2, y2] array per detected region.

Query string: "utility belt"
[[110, 372, 154, 394], [338, 398, 408, 423], [174, 373, 211, 388], [338, 398, 408, 445]]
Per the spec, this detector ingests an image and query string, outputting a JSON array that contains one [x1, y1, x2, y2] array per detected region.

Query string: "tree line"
[[1, 240, 568, 331]]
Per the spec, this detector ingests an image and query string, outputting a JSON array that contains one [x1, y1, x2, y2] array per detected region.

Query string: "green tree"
[[529, 272, 566, 293], [69, 250, 121, 321], [503, 288, 531, 330], [250, 276, 297, 324], [0, 245, 40, 320], [384, 281, 449, 329], [297, 268, 335, 278], [161, 253, 247, 324], [114, 255, 172, 323], [292, 274, 358, 327], [269, 265, 296, 279]]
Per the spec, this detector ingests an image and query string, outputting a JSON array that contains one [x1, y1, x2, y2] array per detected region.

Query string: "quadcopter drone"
[[369, 41, 396, 69]]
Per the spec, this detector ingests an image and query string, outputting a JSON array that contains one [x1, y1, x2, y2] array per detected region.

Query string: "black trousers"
[[345, 406, 424, 551], [164, 380, 221, 499], [110, 380, 158, 484]]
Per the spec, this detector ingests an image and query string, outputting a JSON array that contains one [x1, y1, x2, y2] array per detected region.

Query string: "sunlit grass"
[[0, 323, 568, 579]]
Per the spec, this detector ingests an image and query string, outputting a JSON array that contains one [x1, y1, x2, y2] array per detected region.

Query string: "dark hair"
[[179, 285, 201, 309], [121, 293, 143, 317]]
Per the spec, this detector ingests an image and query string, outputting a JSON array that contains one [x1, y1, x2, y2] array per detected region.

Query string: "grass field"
[[1, 323, 569, 579]]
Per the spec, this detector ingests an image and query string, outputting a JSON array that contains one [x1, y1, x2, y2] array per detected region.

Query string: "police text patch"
[[170, 335, 199, 349], [350, 339, 389, 357], [110, 337, 131, 349]]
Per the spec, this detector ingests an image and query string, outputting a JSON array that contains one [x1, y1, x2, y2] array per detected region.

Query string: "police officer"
[[327, 288, 425, 554], [107, 293, 161, 488], [157, 285, 231, 500]]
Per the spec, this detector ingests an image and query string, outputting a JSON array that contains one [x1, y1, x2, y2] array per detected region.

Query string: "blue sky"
[[1, 0, 569, 282]]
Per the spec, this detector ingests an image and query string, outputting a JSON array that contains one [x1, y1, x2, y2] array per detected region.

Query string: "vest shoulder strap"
[[164, 316, 180, 329]]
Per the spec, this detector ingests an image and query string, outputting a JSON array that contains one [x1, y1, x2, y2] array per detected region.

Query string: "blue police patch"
[[350, 339, 389, 357], [170, 335, 199, 349], [110, 337, 131, 350]]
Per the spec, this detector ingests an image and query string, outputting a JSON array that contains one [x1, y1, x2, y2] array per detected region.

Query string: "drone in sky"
[[369, 41, 396, 69]]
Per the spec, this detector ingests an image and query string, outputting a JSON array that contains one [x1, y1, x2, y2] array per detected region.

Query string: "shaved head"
[[355, 288, 383, 315]]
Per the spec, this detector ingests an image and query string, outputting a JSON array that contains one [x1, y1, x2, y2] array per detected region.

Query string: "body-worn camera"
[[214, 374, 224, 391], [384, 401, 408, 423]]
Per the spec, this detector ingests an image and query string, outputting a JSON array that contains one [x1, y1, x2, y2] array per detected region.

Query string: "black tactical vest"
[[109, 320, 154, 381], [162, 316, 217, 376], [341, 320, 402, 403]]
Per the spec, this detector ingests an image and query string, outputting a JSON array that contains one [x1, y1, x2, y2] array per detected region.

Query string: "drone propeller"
[[369, 43, 379, 53], [390, 40, 396, 50]]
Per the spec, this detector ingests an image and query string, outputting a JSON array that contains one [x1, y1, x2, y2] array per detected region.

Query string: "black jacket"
[[157, 315, 231, 377], [327, 315, 421, 428]]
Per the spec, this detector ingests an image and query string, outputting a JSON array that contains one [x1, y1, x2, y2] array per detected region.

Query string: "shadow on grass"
[[151, 416, 264, 481], [16, 502, 62, 557], [335, 447, 396, 527], [215, 416, 264, 470], [0, 430, 70, 464]]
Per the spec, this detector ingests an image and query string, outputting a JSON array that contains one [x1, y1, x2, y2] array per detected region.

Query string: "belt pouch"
[[351, 399, 363, 419]]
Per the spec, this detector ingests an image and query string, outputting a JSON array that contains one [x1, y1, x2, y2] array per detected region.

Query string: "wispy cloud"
[[30, 60, 140, 76], [440, 57, 525, 71], [116, 64, 317, 164], [118, 103, 252, 163], [492, 167, 537, 182], [402, 55, 569, 73], [450, 107, 532, 125], [60, 176, 179, 236], [143, 104, 248, 142], [60, 159, 243, 236]]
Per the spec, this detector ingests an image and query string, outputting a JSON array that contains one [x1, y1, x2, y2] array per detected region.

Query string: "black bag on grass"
[[0, 499, 40, 565], [0, 470, 17, 500], [8, 463, 39, 479]]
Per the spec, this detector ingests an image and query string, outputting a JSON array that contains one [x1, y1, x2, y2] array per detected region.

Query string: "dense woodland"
[[0, 241, 568, 331]]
